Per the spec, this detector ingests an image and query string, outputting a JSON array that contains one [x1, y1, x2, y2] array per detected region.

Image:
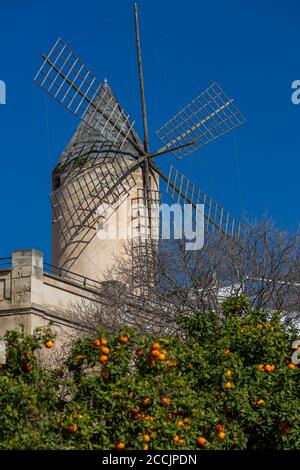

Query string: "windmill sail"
[[34, 38, 143, 154], [156, 82, 245, 159], [165, 164, 241, 237]]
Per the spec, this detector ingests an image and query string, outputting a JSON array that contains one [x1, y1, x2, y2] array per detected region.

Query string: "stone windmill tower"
[[34, 4, 245, 287], [50, 79, 159, 282]]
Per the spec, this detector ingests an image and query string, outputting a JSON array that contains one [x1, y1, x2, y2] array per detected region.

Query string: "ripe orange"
[[172, 435, 180, 444], [264, 364, 275, 373], [215, 424, 225, 432], [100, 339, 108, 345], [135, 350, 144, 357], [119, 336, 128, 343], [143, 444, 149, 450], [74, 354, 84, 361], [44, 340, 54, 349], [93, 339, 101, 348], [256, 399, 265, 406], [288, 363, 297, 369], [223, 349, 230, 356], [116, 441, 125, 450], [161, 396, 170, 406], [197, 436, 207, 447], [258, 364, 265, 372], [143, 434, 151, 443], [151, 349, 160, 357], [142, 397, 151, 406], [101, 346, 110, 355], [158, 353, 166, 360], [217, 431, 226, 440], [177, 421, 184, 427], [99, 355, 109, 363], [152, 343, 160, 350], [225, 370, 232, 378], [67, 424, 78, 433], [225, 382, 232, 390]]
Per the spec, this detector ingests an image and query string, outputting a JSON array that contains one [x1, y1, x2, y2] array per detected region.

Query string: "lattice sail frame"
[[156, 82, 245, 159], [166, 165, 241, 237], [34, 38, 140, 151], [51, 154, 137, 246]]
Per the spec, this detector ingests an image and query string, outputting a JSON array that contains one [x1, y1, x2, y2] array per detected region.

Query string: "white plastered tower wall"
[[51, 81, 160, 282]]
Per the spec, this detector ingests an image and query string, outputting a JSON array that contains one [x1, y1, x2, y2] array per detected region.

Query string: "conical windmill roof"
[[57, 80, 143, 167]]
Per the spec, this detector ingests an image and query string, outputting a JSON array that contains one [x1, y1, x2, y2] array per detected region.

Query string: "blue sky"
[[0, 0, 300, 261]]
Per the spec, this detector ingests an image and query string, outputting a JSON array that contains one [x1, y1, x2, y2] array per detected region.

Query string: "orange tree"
[[0, 297, 299, 450]]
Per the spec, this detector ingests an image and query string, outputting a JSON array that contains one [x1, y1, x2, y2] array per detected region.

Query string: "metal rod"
[[134, 2, 150, 154], [134, 3, 153, 282]]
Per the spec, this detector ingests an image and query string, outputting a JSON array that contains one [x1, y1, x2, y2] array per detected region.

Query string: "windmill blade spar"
[[156, 82, 245, 160]]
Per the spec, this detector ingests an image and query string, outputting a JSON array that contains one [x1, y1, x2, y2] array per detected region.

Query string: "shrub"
[[0, 298, 299, 450]]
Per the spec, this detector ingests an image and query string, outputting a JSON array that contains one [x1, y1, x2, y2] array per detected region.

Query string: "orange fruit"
[[93, 339, 101, 348], [119, 336, 128, 343], [158, 353, 166, 360], [172, 435, 180, 444], [100, 339, 108, 345], [223, 349, 230, 356], [44, 340, 54, 349], [135, 350, 144, 357], [116, 441, 125, 450], [101, 346, 110, 355], [143, 434, 151, 443], [177, 421, 184, 427], [67, 424, 78, 433], [99, 355, 109, 363], [197, 436, 207, 447], [256, 399, 265, 406], [258, 364, 265, 372], [152, 343, 160, 350], [142, 397, 151, 406], [288, 363, 297, 369], [143, 444, 149, 450], [74, 355, 84, 361], [264, 364, 275, 373], [215, 424, 225, 432], [161, 396, 170, 406], [225, 370, 232, 378], [151, 349, 160, 357], [217, 431, 226, 440], [225, 382, 232, 390]]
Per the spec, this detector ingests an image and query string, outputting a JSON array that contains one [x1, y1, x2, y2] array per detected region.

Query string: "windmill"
[[34, 3, 245, 289]]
